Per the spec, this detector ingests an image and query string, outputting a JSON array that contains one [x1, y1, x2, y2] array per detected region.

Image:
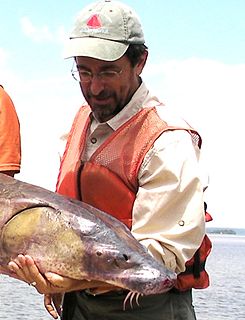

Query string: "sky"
[[1, 0, 245, 229]]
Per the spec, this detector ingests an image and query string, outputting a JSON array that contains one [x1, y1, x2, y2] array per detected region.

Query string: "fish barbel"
[[0, 173, 176, 295]]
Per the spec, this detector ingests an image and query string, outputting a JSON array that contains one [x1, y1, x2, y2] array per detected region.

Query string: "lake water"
[[0, 234, 244, 319], [194, 234, 245, 320]]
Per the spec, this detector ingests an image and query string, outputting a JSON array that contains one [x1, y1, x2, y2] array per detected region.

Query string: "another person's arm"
[[0, 87, 21, 176]]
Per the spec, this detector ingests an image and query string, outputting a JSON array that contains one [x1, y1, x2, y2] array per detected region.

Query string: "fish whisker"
[[123, 291, 142, 310]]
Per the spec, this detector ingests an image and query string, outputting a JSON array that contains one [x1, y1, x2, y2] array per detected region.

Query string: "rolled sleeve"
[[131, 129, 205, 274]]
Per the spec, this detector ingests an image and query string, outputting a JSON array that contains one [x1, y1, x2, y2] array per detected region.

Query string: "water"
[[0, 276, 51, 320], [0, 234, 244, 319], [194, 234, 245, 320]]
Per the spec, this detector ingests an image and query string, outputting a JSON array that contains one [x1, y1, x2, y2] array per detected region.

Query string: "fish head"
[[76, 213, 177, 294]]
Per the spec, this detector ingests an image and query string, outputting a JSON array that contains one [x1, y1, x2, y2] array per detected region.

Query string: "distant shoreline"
[[208, 228, 236, 235], [207, 227, 245, 236]]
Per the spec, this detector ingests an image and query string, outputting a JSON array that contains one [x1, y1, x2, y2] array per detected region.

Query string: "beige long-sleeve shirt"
[[83, 82, 205, 274]]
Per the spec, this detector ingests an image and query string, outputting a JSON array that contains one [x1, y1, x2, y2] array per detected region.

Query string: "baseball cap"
[[64, 0, 145, 61]]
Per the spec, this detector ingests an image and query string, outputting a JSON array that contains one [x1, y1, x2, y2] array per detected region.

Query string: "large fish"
[[0, 173, 176, 298]]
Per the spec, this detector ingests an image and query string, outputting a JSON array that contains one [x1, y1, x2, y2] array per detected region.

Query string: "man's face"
[[75, 54, 145, 122]]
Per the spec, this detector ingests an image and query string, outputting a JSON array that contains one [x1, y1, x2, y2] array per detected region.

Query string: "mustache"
[[87, 90, 112, 100]]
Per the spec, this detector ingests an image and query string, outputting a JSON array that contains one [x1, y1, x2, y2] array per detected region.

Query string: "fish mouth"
[[103, 265, 176, 296]]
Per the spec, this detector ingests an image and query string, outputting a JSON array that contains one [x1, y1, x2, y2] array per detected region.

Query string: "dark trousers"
[[62, 289, 197, 320]]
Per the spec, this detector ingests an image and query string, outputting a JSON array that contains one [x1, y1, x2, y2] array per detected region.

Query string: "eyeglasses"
[[71, 62, 123, 83]]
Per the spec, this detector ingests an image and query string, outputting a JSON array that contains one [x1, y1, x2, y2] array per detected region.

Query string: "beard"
[[85, 90, 124, 122]]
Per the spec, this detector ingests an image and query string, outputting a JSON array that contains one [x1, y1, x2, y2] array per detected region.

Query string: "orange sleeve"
[[0, 87, 21, 172]]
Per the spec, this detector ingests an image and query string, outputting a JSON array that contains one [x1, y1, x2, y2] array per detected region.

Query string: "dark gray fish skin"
[[0, 173, 176, 295]]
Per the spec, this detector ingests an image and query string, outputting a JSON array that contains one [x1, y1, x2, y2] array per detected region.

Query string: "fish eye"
[[96, 251, 102, 256]]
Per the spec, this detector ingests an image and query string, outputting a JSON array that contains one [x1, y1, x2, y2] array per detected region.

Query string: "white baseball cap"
[[64, 0, 145, 61]]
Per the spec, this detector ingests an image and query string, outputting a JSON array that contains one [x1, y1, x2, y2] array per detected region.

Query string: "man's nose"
[[89, 76, 105, 96]]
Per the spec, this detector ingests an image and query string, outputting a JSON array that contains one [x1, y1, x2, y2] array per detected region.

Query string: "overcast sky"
[[1, 0, 245, 228]]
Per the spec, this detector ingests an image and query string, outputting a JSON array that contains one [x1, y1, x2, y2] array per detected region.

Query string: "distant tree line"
[[207, 228, 236, 235]]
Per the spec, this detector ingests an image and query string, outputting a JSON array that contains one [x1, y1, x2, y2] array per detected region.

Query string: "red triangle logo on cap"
[[87, 14, 102, 29]]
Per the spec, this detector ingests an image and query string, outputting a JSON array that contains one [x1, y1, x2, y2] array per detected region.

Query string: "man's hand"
[[8, 254, 111, 294], [8, 254, 86, 294], [8, 254, 120, 318]]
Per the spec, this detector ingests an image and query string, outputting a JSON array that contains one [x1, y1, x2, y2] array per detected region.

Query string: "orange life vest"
[[56, 105, 211, 291]]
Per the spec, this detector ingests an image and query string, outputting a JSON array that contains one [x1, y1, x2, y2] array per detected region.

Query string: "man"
[[8, 1, 211, 319], [0, 85, 21, 176]]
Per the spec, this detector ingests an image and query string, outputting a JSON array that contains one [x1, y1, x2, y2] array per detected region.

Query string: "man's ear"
[[135, 50, 148, 76]]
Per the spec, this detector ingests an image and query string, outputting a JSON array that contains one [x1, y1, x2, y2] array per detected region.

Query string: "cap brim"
[[63, 37, 129, 61]]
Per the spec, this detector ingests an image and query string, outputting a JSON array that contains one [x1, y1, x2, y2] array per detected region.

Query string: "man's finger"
[[45, 272, 74, 288], [44, 294, 59, 319]]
